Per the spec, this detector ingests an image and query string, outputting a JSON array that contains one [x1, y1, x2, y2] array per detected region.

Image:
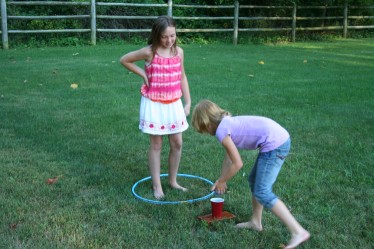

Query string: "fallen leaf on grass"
[[258, 61, 265, 65], [303, 59, 308, 63], [46, 177, 58, 185], [70, 83, 78, 89], [9, 223, 18, 230]]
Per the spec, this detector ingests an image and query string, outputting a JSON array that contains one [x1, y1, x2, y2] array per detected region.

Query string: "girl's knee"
[[254, 191, 277, 209], [170, 141, 182, 151], [168, 134, 183, 150], [150, 139, 163, 151]]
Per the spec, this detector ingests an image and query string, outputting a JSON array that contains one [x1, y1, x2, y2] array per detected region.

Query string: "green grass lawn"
[[1, 38, 373, 248]]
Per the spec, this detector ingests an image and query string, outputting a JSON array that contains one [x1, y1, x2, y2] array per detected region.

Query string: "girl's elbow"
[[120, 60, 131, 69], [119, 55, 130, 65], [236, 162, 243, 170]]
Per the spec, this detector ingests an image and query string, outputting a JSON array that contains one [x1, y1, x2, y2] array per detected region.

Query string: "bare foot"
[[235, 221, 263, 231], [170, 183, 188, 192], [285, 230, 310, 249], [153, 187, 165, 200]]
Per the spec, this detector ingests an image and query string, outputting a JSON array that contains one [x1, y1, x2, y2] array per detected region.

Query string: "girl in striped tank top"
[[120, 16, 191, 199]]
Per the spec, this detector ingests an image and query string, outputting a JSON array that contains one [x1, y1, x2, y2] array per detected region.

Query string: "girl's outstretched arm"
[[212, 135, 243, 194], [119, 47, 152, 86]]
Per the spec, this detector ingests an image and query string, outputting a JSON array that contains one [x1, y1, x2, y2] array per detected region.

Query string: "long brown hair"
[[148, 16, 177, 55]]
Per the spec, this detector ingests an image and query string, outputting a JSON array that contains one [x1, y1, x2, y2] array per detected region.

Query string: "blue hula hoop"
[[131, 173, 215, 205]]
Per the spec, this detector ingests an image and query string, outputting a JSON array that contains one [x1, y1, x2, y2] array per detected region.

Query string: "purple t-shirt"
[[215, 116, 290, 152]]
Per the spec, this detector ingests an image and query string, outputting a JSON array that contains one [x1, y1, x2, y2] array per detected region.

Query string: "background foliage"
[[2, 0, 374, 47]]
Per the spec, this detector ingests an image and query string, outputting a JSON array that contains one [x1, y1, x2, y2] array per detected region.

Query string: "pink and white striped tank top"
[[141, 52, 182, 103]]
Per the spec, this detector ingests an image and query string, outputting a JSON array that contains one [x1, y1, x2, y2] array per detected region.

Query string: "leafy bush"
[[2, 0, 373, 47]]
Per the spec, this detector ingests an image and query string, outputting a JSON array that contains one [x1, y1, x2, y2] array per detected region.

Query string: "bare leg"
[[167, 133, 187, 191], [149, 135, 164, 199], [271, 200, 310, 249], [236, 197, 263, 231]]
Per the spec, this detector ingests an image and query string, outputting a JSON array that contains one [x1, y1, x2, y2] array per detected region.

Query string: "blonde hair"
[[191, 99, 231, 134]]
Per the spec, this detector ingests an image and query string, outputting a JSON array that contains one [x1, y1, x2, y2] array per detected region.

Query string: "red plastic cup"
[[210, 197, 224, 218]]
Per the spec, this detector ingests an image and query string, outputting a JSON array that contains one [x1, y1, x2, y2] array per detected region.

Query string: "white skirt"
[[139, 96, 189, 135]]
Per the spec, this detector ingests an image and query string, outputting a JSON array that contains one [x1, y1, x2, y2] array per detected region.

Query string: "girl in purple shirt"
[[191, 99, 310, 249]]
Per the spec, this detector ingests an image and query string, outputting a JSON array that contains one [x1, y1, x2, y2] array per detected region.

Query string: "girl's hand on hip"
[[142, 76, 149, 87]]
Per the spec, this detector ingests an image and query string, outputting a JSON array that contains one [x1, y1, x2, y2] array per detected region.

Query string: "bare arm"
[[177, 47, 191, 116], [119, 47, 152, 86], [211, 135, 243, 194]]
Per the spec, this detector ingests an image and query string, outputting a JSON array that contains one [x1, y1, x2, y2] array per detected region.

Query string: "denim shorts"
[[248, 138, 291, 209]]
